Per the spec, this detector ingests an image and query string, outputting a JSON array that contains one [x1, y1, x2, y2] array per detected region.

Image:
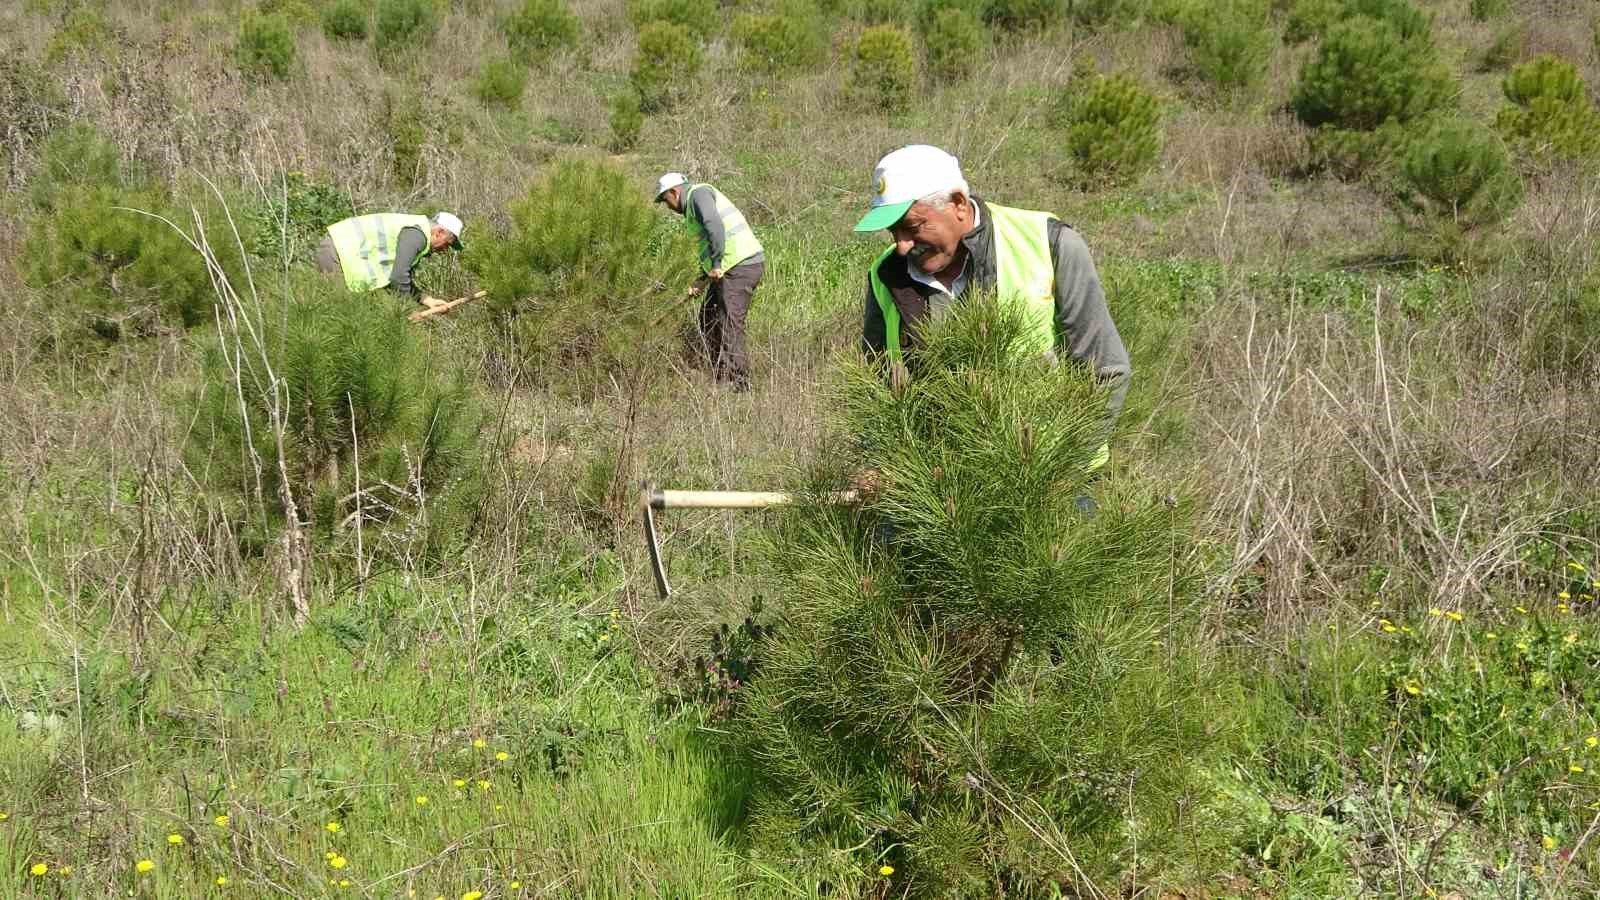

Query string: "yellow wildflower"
[[1429, 607, 1443, 617], [879, 865, 895, 876], [1569, 561, 1587, 572], [1379, 618, 1392, 625], [30, 863, 48, 876], [325, 851, 337, 860], [1485, 632, 1498, 640], [1586, 736, 1597, 748], [1572, 765, 1585, 774], [473, 738, 486, 749], [1558, 603, 1571, 613], [167, 833, 184, 846], [453, 779, 466, 788], [1516, 641, 1530, 651], [1566, 632, 1578, 644], [137, 860, 155, 873], [330, 855, 348, 869], [326, 822, 342, 833], [1401, 626, 1413, 634], [496, 751, 509, 762], [599, 633, 610, 642], [1405, 681, 1421, 696], [415, 795, 429, 806], [0, 812, 9, 821], [214, 815, 230, 827], [217, 876, 228, 886], [339, 879, 351, 887], [1542, 835, 1557, 850], [477, 780, 491, 791], [1382, 624, 1398, 633], [59, 866, 71, 876], [1559, 591, 1571, 600], [463, 892, 484, 900], [510, 881, 522, 890], [1445, 611, 1463, 622], [1516, 606, 1528, 614]]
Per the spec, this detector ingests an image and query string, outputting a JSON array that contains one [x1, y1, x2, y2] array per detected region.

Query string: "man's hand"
[[849, 467, 886, 502], [419, 295, 448, 309], [709, 267, 724, 280]]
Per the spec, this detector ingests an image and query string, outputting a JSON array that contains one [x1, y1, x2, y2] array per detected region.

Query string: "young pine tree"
[[737, 299, 1217, 896]]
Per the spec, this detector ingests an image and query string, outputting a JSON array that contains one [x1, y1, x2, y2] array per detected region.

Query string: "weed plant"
[[630, 21, 702, 112], [374, 0, 437, 53], [608, 91, 644, 151], [849, 25, 917, 112], [473, 57, 528, 108], [738, 300, 1216, 895], [1059, 70, 1163, 186], [505, 0, 580, 56], [321, 0, 370, 41], [236, 12, 297, 80], [732, 6, 828, 73], [922, 7, 985, 82]]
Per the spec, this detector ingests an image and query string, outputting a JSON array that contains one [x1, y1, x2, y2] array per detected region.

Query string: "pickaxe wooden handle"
[[640, 481, 858, 599], [408, 290, 488, 322]]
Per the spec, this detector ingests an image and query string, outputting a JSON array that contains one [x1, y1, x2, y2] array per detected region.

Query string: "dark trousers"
[[698, 258, 764, 388]]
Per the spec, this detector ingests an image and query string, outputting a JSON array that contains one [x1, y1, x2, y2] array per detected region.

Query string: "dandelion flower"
[[330, 855, 348, 869], [339, 879, 351, 887], [1572, 765, 1586, 774], [214, 815, 230, 827], [1401, 626, 1413, 634], [326, 822, 342, 833], [137, 859, 155, 873], [0, 812, 9, 821], [1586, 736, 1597, 749], [415, 795, 429, 806], [599, 633, 610, 643], [496, 751, 509, 762], [325, 851, 337, 860], [879, 865, 895, 876], [30, 863, 47, 876], [477, 780, 491, 791], [1445, 611, 1463, 622], [1566, 633, 1578, 644], [473, 739, 486, 749], [59, 866, 71, 876], [1485, 631, 1498, 640], [1542, 835, 1557, 850], [1516, 641, 1530, 651], [1559, 591, 1571, 600], [453, 779, 466, 788], [1382, 624, 1398, 634], [1379, 618, 1392, 626], [1558, 603, 1571, 613], [510, 881, 522, 889], [1516, 606, 1528, 614], [463, 892, 484, 900], [167, 833, 184, 846], [217, 876, 229, 886], [1429, 607, 1443, 617], [1405, 682, 1421, 696]]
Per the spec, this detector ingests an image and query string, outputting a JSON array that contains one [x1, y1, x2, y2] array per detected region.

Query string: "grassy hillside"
[[2, 0, 1600, 896]]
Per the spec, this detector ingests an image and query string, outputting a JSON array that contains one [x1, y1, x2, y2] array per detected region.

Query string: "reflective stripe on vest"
[[684, 184, 762, 273], [326, 213, 433, 293], [868, 203, 1109, 470]]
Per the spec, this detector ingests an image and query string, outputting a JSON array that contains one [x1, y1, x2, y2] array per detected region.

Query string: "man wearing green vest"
[[855, 144, 1130, 475], [315, 211, 464, 307], [655, 173, 765, 391]]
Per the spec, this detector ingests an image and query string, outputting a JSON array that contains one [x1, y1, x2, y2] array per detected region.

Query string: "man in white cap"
[[316, 211, 465, 307], [854, 144, 1129, 473], [655, 173, 765, 391]]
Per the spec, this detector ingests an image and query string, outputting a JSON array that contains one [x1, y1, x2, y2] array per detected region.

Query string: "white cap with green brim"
[[853, 144, 968, 232]]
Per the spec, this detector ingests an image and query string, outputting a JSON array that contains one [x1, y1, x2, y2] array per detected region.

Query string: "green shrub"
[[732, 9, 827, 73], [43, 6, 112, 64], [736, 300, 1215, 895], [1061, 71, 1162, 185], [384, 92, 428, 187], [1291, 17, 1452, 131], [189, 274, 483, 559], [321, 0, 370, 40], [1179, 0, 1272, 90], [374, 0, 437, 52], [1396, 118, 1522, 255], [23, 126, 246, 342], [984, 0, 1059, 31], [923, 7, 984, 82], [628, 0, 717, 33], [244, 171, 355, 267], [1476, 22, 1525, 72], [468, 156, 699, 385], [1495, 54, 1600, 160], [1305, 118, 1408, 179], [505, 0, 580, 55], [848, 25, 917, 112], [607, 91, 644, 151], [630, 21, 701, 112], [473, 56, 528, 108], [1468, 0, 1508, 21], [1284, 0, 1429, 44], [236, 12, 298, 80]]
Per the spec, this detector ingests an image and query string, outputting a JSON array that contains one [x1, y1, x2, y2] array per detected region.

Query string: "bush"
[[236, 12, 297, 80], [23, 126, 247, 342], [735, 300, 1215, 895], [607, 91, 644, 151], [1061, 71, 1162, 185], [43, 6, 112, 64], [468, 156, 699, 385], [189, 274, 483, 559], [473, 57, 528, 108], [1179, 0, 1272, 90], [321, 0, 370, 41], [505, 0, 580, 55], [244, 171, 355, 267], [1495, 54, 1600, 161], [630, 21, 701, 112], [1291, 17, 1452, 131], [1468, 0, 1508, 21], [923, 7, 984, 82], [732, 9, 827, 73], [628, 0, 717, 33], [983, 0, 1059, 31], [1395, 118, 1522, 255], [1284, 0, 1430, 44], [848, 25, 917, 112], [374, 0, 437, 52], [383, 92, 428, 188]]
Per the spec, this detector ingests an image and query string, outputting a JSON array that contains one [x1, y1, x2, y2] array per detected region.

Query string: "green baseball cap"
[[853, 145, 966, 232]]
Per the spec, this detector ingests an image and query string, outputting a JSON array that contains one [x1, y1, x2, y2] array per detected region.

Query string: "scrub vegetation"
[[2, 0, 1599, 897]]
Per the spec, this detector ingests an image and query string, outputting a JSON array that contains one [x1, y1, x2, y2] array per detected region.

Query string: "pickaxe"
[[640, 480, 859, 599]]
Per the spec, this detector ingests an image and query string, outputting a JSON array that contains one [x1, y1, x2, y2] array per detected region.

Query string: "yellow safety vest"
[[326, 213, 433, 293], [683, 184, 763, 274]]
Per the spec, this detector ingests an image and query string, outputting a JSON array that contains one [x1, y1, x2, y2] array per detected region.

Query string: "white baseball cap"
[[654, 172, 687, 201], [854, 145, 969, 232], [432, 211, 464, 249]]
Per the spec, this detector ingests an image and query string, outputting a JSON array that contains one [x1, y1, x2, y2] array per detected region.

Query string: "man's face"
[[662, 186, 684, 214], [888, 193, 972, 276], [429, 226, 455, 252]]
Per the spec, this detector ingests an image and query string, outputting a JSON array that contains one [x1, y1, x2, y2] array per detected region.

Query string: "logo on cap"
[[876, 174, 887, 197]]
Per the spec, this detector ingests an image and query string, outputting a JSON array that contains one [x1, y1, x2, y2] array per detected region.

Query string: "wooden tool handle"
[[408, 290, 488, 322], [645, 485, 859, 510]]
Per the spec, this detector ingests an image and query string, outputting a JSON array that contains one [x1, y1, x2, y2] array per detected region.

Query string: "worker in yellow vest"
[[655, 173, 765, 391], [315, 211, 465, 309], [854, 145, 1129, 487]]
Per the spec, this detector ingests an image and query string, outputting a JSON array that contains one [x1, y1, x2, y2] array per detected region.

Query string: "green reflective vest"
[[326, 213, 433, 293], [683, 184, 762, 274], [868, 202, 1109, 470]]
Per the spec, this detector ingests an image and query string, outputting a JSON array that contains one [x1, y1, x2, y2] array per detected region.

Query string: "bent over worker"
[[316, 211, 465, 308], [655, 173, 765, 391], [855, 144, 1130, 473]]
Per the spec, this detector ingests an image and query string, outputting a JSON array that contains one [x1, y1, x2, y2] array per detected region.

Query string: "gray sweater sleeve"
[[862, 271, 887, 356], [689, 188, 726, 269], [387, 226, 428, 296], [1050, 221, 1131, 433]]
